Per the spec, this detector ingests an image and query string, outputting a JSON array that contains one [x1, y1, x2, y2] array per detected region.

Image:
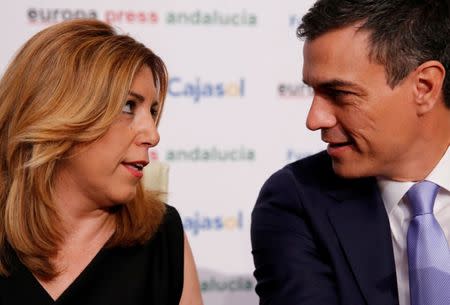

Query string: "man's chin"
[[331, 160, 370, 179]]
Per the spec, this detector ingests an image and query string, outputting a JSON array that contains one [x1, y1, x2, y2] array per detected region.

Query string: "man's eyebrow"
[[303, 79, 367, 95], [128, 91, 145, 102]]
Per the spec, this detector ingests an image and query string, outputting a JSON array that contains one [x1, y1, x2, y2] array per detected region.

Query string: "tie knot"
[[406, 180, 440, 216]]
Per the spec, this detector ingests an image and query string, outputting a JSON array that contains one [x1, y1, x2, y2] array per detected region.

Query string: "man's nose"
[[305, 95, 337, 131]]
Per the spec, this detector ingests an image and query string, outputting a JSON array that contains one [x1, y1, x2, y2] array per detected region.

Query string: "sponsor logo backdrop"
[[1, 1, 321, 304]]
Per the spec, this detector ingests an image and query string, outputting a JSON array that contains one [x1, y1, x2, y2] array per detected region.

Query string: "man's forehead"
[[302, 26, 376, 75], [318, 29, 368, 47]]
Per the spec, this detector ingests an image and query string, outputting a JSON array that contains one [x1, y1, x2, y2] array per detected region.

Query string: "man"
[[251, 1, 450, 304]]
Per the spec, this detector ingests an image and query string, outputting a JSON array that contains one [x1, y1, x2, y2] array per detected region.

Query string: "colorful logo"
[[104, 10, 159, 24], [169, 77, 245, 103], [201, 276, 254, 292], [165, 146, 255, 162], [27, 8, 160, 25], [166, 10, 257, 26], [289, 14, 301, 27], [278, 82, 313, 98], [148, 149, 159, 161], [27, 8, 98, 23], [183, 211, 244, 235], [286, 149, 313, 163]]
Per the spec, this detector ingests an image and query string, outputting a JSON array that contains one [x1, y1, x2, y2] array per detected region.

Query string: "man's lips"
[[326, 140, 355, 157], [327, 141, 353, 148]]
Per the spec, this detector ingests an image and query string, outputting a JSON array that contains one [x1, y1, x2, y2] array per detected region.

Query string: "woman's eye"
[[151, 106, 159, 118], [122, 100, 136, 114]]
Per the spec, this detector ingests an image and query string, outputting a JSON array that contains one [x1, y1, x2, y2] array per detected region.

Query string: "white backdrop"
[[0, 1, 323, 304]]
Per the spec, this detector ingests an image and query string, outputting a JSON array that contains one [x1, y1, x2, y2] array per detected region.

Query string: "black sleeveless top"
[[0, 205, 184, 305]]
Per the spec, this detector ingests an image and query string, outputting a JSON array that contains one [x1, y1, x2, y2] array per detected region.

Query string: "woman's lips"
[[122, 162, 145, 178]]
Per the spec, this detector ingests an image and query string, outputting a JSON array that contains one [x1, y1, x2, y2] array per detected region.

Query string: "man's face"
[[303, 25, 421, 179]]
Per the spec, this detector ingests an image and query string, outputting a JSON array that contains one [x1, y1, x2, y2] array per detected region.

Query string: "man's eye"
[[122, 100, 136, 114], [328, 89, 350, 98]]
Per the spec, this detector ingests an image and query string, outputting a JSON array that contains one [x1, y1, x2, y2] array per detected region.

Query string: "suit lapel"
[[327, 180, 399, 305]]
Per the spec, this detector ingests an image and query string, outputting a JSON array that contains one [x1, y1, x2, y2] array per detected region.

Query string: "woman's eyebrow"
[[128, 91, 145, 102]]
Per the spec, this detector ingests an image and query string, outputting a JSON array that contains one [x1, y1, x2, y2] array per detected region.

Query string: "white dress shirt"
[[377, 147, 450, 305]]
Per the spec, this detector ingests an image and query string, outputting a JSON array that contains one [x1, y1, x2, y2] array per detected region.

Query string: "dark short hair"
[[297, 0, 450, 107]]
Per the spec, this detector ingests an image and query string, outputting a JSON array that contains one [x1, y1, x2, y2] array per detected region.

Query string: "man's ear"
[[413, 60, 446, 115]]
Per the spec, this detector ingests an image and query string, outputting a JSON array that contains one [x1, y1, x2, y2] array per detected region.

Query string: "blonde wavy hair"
[[0, 19, 168, 279]]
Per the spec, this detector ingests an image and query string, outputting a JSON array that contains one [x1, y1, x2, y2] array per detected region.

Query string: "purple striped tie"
[[407, 180, 450, 305]]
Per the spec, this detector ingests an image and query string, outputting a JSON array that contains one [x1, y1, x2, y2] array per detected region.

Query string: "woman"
[[0, 19, 203, 305]]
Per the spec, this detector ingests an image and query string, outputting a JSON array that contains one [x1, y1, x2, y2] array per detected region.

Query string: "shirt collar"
[[377, 146, 450, 215]]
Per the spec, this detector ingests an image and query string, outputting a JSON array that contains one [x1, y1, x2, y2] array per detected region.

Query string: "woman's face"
[[56, 66, 161, 209]]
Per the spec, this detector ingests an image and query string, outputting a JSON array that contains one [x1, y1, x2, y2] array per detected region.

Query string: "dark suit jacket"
[[251, 151, 399, 305]]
